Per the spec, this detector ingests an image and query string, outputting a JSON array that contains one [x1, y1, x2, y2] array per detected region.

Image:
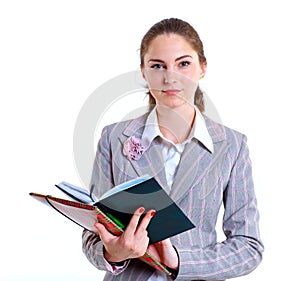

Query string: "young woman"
[[82, 18, 264, 281]]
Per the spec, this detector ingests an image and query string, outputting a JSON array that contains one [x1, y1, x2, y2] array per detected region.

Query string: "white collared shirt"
[[142, 106, 214, 188]]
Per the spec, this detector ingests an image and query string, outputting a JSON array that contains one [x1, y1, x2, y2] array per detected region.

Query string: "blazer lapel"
[[170, 116, 228, 203], [170, 140, 212, 202], [120, 115, 169, 192]]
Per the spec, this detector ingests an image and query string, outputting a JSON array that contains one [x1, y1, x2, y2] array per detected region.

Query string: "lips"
[[162, 89, 181, 96]]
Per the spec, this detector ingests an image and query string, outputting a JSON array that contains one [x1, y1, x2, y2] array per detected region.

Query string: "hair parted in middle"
[[140, 18, 207, 112]]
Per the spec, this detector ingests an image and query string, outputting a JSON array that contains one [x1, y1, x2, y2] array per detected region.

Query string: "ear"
[[199, 62, 207, 79]]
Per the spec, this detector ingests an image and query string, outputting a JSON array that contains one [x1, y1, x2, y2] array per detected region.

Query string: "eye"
[[150, 64, 165, 69], [179, 61, 191, 67]]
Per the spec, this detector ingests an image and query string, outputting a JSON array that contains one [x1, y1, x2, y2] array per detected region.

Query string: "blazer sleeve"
[[175, 134, 264, 280], [81, 126, 129, 274]]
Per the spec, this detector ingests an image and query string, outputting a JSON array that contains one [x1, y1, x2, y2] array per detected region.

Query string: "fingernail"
[[139, 207, 145, 214], [150, 210, 156, 217]]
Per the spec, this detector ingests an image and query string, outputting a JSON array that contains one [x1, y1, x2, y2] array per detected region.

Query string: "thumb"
[[94, 222, 114, 242]]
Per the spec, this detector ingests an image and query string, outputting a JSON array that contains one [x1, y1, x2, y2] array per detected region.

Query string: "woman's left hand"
[[147, 239, 179, 270]]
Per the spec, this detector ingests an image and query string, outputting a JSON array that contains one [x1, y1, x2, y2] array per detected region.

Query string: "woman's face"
[[141, 33, 206, 109]]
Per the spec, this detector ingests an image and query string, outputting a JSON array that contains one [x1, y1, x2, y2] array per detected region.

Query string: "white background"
[[1, 0, 299, 280]]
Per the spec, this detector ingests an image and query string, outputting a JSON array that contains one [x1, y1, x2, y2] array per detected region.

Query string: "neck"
[[156, 104, 196, 144]]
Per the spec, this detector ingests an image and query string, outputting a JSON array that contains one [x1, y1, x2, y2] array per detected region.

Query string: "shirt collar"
[[142, 106, 214, 153]]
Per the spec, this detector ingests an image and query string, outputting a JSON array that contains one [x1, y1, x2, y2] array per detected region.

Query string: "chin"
[[158, 100, 189, 110]]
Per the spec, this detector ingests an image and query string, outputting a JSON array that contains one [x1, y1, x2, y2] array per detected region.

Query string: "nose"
[[163, 70, 178, 84]]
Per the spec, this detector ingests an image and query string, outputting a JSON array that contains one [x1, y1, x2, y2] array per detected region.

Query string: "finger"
[[136, 209, 156, 233], [123, 207, 145, 238]]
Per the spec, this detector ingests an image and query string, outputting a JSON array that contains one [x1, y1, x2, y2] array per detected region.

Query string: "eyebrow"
[[147, 55, 193, 63]]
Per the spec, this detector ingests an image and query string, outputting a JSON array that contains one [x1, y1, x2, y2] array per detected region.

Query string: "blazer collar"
[[122, 113, 149, 138], [203, 114, 226, 144]]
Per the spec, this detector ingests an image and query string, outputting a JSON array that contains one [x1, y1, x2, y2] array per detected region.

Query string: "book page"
[[55, 181, 98, 204], [99, 174, 151, 200], [47, 197, 100, 233]]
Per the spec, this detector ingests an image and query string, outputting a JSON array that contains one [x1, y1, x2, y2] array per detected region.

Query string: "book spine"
[[140, 252, 172, 276]]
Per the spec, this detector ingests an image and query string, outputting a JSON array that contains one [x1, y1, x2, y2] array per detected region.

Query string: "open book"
[[30, 175, 195, 275]]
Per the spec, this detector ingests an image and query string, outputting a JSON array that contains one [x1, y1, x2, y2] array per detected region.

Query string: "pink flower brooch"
[[123, 136, 145, 160]]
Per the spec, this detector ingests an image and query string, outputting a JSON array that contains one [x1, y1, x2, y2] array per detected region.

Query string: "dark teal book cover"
[[94, 177, 195, 244]]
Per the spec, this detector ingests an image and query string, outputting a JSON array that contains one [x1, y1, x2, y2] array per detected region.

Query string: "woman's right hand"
[[94, 207, 155, 263]]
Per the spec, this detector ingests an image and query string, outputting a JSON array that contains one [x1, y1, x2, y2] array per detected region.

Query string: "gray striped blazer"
[[82, 113, 264, 281]]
